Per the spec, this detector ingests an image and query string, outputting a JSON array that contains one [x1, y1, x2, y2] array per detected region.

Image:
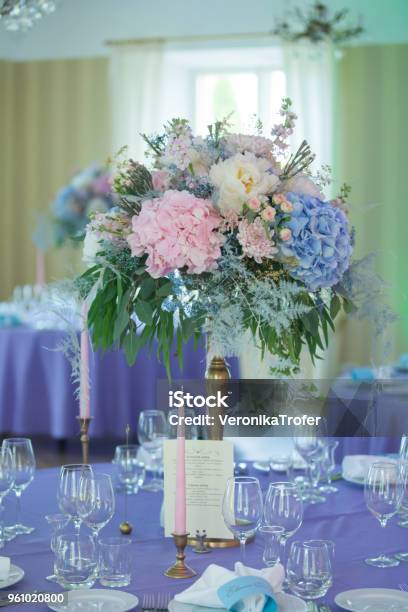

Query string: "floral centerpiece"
[[77, 100, 354, 377], [33, 164, 117, 251]]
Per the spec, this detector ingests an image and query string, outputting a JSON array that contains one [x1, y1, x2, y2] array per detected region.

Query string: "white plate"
[[48, 589, 139, 611], [335, 588, 408, 611], [0, 564, 24, 589], [169, 591, 307, 611]]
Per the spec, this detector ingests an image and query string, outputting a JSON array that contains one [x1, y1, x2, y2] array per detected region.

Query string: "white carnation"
[[210, 152, 279, 214]]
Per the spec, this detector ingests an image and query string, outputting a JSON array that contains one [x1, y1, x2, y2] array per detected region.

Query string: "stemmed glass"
[[364, 462, 403, 567], [45, 514, 70, 582], [138, 410, 168, 492], [57, 464, 93, 535], [400, 435, 408, 461], [287, 540, 333, 601], [78, 473, 115, 540], [3, 438, 36, 536], [113, 445, 146, 494], [319, 440, 339, 494], [222, 476, 263, 562], [0, 448, 15, 547], [293, 436, 325, 503], [264, 482, 303, 570], [260, 525, 285, 567]]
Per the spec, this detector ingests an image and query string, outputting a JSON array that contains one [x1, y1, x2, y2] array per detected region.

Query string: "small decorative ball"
[[119, 521, 133, 535]]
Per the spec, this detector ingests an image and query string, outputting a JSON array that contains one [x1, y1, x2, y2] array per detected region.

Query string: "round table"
[[0, 328, 239, 439], [2, 461, 408, 610]]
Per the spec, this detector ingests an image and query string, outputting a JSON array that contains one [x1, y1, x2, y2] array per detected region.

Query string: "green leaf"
[[330, 295, 341, 319], [343, 298, 355, 314], [134, 300, 153, 325], [156, 281, 173, 297], [139, 277, 156, 300]]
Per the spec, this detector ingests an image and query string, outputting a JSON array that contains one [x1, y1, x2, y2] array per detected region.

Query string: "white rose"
[[210, 152, 279, 214], [285, 174, 323, 199], [82, 230, 101, 267]]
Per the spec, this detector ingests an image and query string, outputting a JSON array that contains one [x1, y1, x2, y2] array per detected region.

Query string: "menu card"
[[163, 439, 234, 539]]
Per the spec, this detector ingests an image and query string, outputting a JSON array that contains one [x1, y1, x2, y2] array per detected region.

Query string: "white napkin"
[[174, 562, 284, 610], [0, 557, 10, 581], [342, 455, 397, 481]]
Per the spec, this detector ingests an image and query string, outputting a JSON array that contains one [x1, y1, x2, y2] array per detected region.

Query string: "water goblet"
[[263, 482, 303, 569], [55, 534, 97, 589], [57, 464, 93, 535], [168, 408, 198, 440], [0, 448, 15, 547], [78, 473, 115, 541], [319, 440, 339, 494], [400, 435, 408, 462], [260, 525, 285, 568], [113, 445, 146, 494], [3, 438, 36, 536], [287, 540, 333, 601], [98, 537, 132, 587], [364, 461, 403, 567], [138, 410, 168, 492], [222, 476, 263, 563], [45, 513, 70, 582]]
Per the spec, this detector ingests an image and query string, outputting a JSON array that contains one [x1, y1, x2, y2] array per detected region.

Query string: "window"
[[195, 68, 286, 135]]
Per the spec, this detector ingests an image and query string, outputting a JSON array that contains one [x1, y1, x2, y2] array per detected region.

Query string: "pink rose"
[[280, 228, 292, 242], [273, 193, 286, 205], [151, 170, 171, 192], [247, 197, 261, 211], [280, 200, 294, 213], [261, 206, 276, 222]]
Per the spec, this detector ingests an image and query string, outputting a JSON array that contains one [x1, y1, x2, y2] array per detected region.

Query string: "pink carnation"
[[237, 217, 278, 263], [127, 190, 224, 278]]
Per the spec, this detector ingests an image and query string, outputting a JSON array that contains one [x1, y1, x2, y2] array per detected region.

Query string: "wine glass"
[[57, 464, 93, 535], [113, 445, 146, 494], [400, 435, 408, 462], [364, 462, 403, 567], [138, 410, 168, 492], [293, 435, 325, 503], [78, 473, 115, 540], [264, 482, 303, 569], [2, 438, 36, 536], [260, 525, 285, 568], [0, 448, 15, 547], [287, 540, 333, 601], [222, 476, 263, 562], [319, 440, 339, 494]]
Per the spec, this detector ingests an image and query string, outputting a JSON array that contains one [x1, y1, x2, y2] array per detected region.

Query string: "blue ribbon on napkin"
[[217, 575, 277, 611], [350, 367, 375, 381]]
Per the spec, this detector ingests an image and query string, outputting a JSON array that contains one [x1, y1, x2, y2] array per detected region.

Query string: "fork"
[[142, 592, 172, 611]]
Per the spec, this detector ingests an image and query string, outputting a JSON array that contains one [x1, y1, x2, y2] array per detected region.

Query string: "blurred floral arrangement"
[[33, 164, 117, 251], [273, 2, 364, 45], [73, 98, 359, 377]]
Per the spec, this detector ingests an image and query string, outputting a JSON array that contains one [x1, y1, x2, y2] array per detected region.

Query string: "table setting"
[[0, 428, 407, 611]]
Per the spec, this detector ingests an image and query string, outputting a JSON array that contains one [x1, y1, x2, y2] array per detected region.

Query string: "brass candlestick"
[[165, 533, 197, 579], [76, 416, 92, 464]]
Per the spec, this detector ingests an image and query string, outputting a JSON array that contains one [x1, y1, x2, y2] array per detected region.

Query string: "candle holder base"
[[165, 533, 197, 579], [76, 416, 92, 464]]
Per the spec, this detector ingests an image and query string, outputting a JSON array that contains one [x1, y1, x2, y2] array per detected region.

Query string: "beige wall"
[[0, 57, 111, 299]]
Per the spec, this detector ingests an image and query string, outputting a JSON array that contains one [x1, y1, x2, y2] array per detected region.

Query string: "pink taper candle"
[[79, 302, 91, 418], [174, 394, 186, 534], [35, 249, 46, 286]]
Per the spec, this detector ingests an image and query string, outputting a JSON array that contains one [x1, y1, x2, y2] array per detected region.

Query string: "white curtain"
[[110, 42, 166, 159], [283, 42, 335, 175]]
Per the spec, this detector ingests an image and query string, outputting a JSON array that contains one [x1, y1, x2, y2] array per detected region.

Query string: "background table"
[[3, 460, 408, 611], [0, 328, 239, 438]]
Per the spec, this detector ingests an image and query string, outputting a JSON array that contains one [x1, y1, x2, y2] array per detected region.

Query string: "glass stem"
[[15, 490, 22, 526], [239, 537, 246, 563], [73, 519, 81, 536], [280, 536, 288, 568]]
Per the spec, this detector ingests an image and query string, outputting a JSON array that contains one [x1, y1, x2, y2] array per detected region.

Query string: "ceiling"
[[0, 0, 407, 61]]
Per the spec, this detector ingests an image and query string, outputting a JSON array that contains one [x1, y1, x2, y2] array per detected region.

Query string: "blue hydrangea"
[[281, 192, 353, 291]]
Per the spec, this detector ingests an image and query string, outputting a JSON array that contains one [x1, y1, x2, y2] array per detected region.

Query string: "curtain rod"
[[106, 31, 275, 47]]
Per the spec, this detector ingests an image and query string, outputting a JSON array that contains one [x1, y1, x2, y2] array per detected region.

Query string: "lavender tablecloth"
[[2, 460, 408, 611], [0, 328, 238, 439]]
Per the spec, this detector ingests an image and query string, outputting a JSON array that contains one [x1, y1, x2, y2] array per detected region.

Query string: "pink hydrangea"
[[127, 190, 224, 278], [237, 217, 278, 263]]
